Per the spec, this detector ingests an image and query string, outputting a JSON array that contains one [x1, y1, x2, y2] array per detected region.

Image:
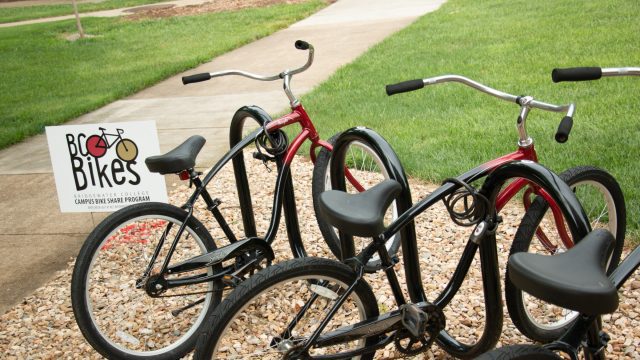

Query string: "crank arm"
[[302, 334, 394, 360], [315, 301, 433, 347], [314, 309, 403, 347], [166, 237, 274, 274]]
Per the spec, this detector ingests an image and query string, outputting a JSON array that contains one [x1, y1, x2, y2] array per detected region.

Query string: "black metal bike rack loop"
[[228, 106, 304, 255], [328, 127, 425, 303]]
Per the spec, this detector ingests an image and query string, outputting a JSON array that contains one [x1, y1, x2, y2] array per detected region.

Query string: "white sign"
[[46, 121, 168, 212]]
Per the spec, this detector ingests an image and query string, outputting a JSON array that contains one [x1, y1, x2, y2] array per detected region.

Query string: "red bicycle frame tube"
[[267, 105, 571, 250], [266, 104, 365, 192], [481, 145, 571, 250], [266, 105, 326, 163]]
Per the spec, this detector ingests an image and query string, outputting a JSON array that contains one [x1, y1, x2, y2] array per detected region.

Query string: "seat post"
[[186, 170, 238, 244], [374, 234, 407, 306]]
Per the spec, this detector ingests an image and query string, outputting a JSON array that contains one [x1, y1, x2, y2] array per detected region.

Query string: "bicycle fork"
[[522, 184, 574, 253]]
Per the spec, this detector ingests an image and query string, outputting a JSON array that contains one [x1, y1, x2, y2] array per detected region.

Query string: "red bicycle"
[[70, 40, 404, 360], [385, 74, 625, 342], [478, 65, 640, 360]]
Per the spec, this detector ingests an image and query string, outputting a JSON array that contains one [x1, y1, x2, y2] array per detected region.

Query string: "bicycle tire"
[[505, 165, 625, 342], [475, 344, 562, 360], [116, 138, 138, 162], [86, 134, 107, 158], [312, 133, 402, 269], [71, 202, 222, 360], [194, 257, 380, 360]]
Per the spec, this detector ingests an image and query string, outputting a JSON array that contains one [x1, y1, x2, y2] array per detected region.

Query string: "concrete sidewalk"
[[0, 0, 446, 314]]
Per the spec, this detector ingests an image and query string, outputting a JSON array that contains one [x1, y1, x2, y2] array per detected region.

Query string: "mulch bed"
[[0, 154, 638, 359], [126, 0, 321, 20]]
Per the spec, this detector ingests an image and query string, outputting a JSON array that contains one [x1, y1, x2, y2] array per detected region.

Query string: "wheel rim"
[[209, 275, 368, 359], [116, 139, 138, 162], [525, 179, 617, 330], [323, 141, 399, 262], [83, 214, 213, 356], [86, 135, 107, 158]]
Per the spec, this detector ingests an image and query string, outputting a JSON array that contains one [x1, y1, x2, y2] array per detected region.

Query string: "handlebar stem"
[[516, 96, 534, 147], [282, 71, 299, 107]]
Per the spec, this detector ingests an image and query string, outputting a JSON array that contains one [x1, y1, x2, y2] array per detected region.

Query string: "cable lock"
[[253, 124, 288, 171], [441, 178, 489, 227]]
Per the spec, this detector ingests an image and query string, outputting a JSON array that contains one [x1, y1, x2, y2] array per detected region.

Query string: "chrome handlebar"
[[207, 40, 315, 82], [182, 40, 314, 107], [421, 75, 575, 118], [386, 74, 576, 145], [601, 67, 640, 77]]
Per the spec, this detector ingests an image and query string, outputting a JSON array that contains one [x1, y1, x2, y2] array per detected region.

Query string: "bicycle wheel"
[[86, 134, 107, 158], [476, 345, 562, 360], [312, 133, 401, 268], [194, 257, 380, 360], [116, 138, 139, 162], [505, 166, 625, 342], [71, 202, 222, 360]]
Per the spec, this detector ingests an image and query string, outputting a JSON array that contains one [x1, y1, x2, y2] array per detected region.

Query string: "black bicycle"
[[192, 118, 596, 359], [478, 66, 640, 360], [70, 41, 401, 360], [385, 74, 626, 343]]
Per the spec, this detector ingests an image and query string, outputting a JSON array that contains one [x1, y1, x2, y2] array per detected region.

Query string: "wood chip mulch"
[[0, 153, 638, 359]]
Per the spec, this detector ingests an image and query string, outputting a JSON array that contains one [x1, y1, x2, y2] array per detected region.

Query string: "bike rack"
[[328, 127, 424, 302], [228, 106, 304, 256]]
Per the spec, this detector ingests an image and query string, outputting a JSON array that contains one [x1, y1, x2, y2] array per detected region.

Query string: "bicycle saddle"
[[318, 179, 401, 237], [145, 135, 206, 174], [508, 229, 618, 315]]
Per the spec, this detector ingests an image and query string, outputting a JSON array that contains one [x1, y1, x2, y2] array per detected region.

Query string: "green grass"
[[0, 0, 172, 24], [296, 0, 640, 233], [0, 0, 326, 149]]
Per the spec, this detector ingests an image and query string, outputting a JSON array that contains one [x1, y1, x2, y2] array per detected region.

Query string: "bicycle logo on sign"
[[85, 127, 138, 162]]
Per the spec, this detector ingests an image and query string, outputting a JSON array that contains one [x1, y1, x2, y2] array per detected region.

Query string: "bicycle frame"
[[144, 102, 342, 291], [137, 39, 389, 292], [227, 104, 333, 254], [498, 66, 640, 360], [285, 127, 592, 359], [96, 127, 125, 149], [490, 145, 572, 250]]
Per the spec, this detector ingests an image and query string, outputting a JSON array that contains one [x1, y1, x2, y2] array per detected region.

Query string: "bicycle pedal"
[[400, 303, 428, 338]]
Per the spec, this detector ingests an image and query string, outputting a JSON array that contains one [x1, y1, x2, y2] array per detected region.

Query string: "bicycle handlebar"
[[552, 67, 640, 82], [181, 40, 314, 85], [386, 74, 576, 143], [385, 79, 424, 95]]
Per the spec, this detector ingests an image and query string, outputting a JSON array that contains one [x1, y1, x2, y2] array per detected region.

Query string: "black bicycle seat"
[[318, 179, 401, 237], [145, 135, 206, 174], [508, 229, 618, 315]]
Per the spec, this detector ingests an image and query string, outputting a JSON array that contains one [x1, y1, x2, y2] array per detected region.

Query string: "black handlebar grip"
[[551, 67, 602, 83], [182, 73, 212, 85], [385, 79, 425, 96], [555, 116, 574, 143], [295, 40, 310, 50]]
